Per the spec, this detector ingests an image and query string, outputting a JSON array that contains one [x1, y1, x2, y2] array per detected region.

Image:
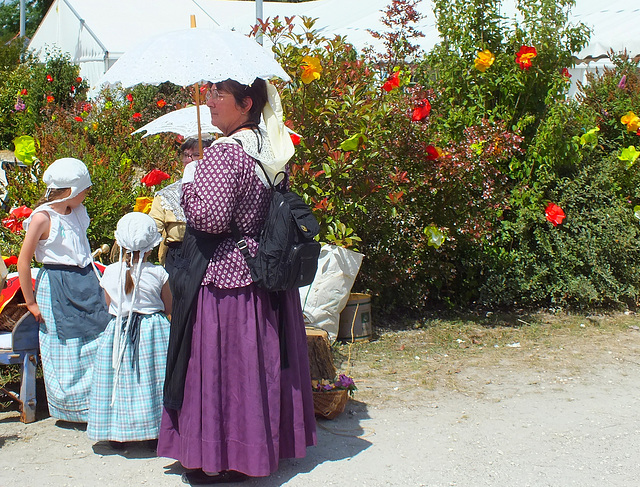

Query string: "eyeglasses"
[[205, 88, 224, 102], [182, 152, 199, 161]]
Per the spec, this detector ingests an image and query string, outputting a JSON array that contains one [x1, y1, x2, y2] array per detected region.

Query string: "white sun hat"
[[42, 158, 92, 203]]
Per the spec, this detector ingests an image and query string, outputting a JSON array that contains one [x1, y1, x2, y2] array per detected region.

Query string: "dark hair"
[[216, 78, 268, 125], [180, 137, 213, 154]]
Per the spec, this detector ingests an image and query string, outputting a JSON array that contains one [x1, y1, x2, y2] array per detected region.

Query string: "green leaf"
[[339, 133, 365, 151], [13, 135, 37, 164], [619, 146, 640, 169], [424, 225, 445, 248], [579, 127, 599, 147]]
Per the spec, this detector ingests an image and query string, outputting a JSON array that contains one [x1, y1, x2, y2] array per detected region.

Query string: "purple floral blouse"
[[181, 142, 271, 288]]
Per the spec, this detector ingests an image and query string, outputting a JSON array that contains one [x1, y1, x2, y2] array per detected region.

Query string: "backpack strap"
[[230, 158, 277, 256]]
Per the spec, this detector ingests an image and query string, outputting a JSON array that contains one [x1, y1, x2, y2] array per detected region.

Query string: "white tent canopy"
[[28, 0, 640, 93]]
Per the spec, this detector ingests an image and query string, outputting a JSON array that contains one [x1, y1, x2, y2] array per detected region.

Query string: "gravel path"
[[2, 336, 640, 487]]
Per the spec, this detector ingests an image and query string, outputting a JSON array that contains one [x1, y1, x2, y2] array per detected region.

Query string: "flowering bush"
[[312, 374, 357, 397]]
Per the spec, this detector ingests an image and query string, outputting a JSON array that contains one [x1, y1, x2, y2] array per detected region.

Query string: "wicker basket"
[[313, 389, 349, 420]]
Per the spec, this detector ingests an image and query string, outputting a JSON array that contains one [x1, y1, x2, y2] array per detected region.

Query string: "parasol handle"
[[191, 14, 203, 155]]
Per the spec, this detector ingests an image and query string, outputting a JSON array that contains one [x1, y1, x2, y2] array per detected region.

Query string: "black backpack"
[[231, 159, 321, 292]]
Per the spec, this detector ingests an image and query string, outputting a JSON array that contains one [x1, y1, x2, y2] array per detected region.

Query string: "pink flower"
[[618, 75, 627, 89]]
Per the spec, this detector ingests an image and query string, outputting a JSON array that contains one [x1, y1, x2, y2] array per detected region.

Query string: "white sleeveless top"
[[99, 262, 168, 315], [23, 204, 93, 267]]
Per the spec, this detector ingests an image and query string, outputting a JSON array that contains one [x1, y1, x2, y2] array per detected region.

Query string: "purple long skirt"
[[157, 284, 317, 477]]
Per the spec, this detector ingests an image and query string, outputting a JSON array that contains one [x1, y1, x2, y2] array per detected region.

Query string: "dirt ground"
[[2, 313, 640, 486]]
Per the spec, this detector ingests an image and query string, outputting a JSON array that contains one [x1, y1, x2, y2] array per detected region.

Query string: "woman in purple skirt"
[[157, 77, 316, 485]]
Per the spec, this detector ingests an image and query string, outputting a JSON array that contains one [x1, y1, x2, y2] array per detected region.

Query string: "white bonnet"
[[114, 212, 162, 254], [43, 158, 92, 199]]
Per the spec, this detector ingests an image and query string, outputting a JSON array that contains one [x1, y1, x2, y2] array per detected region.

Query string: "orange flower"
[[46, 95, 54, 103], [300, 56, 322, 84], [133, 197, 154, 214], [621, 111, 640, 133], [474, 50, 495, 72], [76, 76, 82, 83], [516, 46, 537, 70], [157, 99, 167, 108]]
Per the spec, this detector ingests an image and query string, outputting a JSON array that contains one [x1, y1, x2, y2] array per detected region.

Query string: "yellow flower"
[[133, 196, 153, 214], [621, 111, 640, 132], [474, 49, 495, 72], [300, 56, 322, 84]]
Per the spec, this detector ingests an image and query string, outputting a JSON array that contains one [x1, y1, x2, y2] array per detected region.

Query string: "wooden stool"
[[305, 327, 336, 381]]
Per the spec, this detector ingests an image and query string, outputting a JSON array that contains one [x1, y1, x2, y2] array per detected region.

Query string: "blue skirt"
[[36, 268, 103, 422], [87, 312, 170, 442]]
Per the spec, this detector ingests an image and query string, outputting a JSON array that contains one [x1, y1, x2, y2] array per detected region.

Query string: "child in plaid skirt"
[[18, 158, 109, 423], [87, 212, 171, 447]]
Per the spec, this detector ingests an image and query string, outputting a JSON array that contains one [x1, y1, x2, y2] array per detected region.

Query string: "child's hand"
[[26, 302, 44, 323]]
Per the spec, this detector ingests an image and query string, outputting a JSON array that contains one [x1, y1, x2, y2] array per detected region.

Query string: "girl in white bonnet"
[[18, 157, 110, 423], [87, 211, 171, 449]]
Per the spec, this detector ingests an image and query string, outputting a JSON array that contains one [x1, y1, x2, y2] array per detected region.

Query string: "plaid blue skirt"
[[36, 268, 103, 422], [87, 311, 170, 442]]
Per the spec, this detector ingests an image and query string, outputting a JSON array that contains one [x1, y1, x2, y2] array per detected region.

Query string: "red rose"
[[141, 169, 170, 187], [411, 99, 431, 122], [3, 255, 18, 267], [382, 71, 401, 92], [545, 202, 566, 226], [425, 145, 440, 160]]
